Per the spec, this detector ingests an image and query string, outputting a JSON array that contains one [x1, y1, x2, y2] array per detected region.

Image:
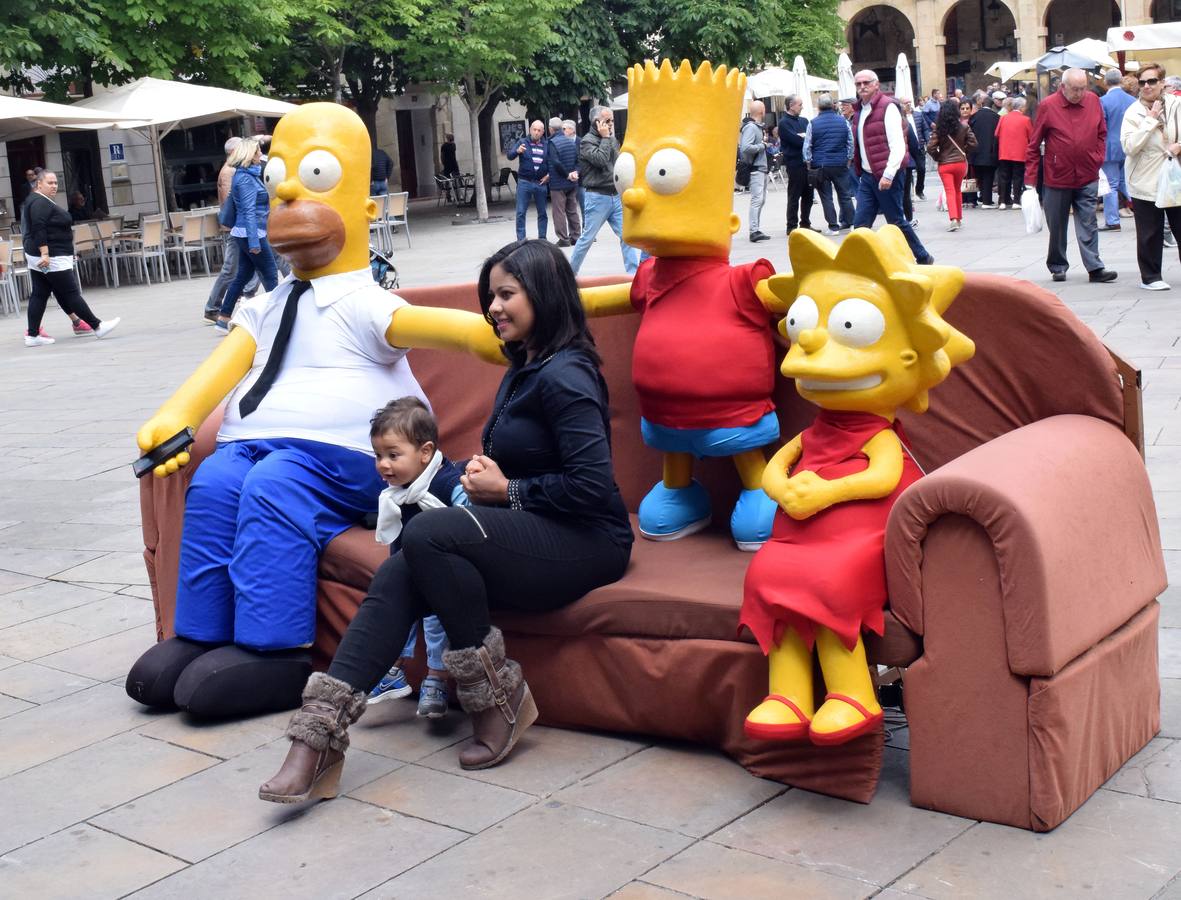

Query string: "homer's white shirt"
[[219, 268, 427, 454]]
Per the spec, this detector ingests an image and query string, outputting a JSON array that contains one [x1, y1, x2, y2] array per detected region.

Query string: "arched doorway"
[[848, 6, 916, 92], [1044, 0, 1120, 49], [942, 0, 1018, 94]]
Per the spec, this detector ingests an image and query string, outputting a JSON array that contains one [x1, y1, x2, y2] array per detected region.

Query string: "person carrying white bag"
[[1021, 185, 1044, 234], [1121, 62, 1181, 291]]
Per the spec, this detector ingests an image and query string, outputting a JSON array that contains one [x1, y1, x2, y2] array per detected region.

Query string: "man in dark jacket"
[[778, 95, 813, 232], [569, 106, 640, 274], [906, 100, 931, 199], [1024, 68, 1116, 283], [546, 120, 581, 245], [969, 92, 1000, 207], [803, 93, 855, 234], [507, 119, 550, 241]]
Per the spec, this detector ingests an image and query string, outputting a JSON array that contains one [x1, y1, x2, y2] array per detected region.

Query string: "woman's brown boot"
[[443, 627, 539, 770], [258, 672, 366, 803]]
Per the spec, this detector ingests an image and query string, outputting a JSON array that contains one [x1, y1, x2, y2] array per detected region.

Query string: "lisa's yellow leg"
[[810, 627, 883, 742], [744, 628, 814, 740], [663, 452, 693, 489], [731, 449, 767, 491]]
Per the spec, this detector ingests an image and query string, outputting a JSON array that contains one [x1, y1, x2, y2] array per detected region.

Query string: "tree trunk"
[[354, 94, 379, 145], [332, 53, 344, 104], [468, 100, 489, 222], [477, 87, 503, 206]]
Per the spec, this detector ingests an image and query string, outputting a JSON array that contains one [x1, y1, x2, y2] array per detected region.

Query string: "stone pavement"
[[0, 187, 1180, 900]]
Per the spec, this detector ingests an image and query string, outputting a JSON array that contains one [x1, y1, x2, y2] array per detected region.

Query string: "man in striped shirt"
[[508, 120, 550, 241]]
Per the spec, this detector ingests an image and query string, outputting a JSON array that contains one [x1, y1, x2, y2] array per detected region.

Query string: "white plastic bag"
[[1097, 168, 1111, 197], [936, 189, 947, 211], [1021, 187, 1043, 234], [1156, 158, 1181, 208]]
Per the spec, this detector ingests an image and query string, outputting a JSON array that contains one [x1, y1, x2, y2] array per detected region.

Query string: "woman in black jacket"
[[21, 170, 119, 347], [260, 239, 634, 802]]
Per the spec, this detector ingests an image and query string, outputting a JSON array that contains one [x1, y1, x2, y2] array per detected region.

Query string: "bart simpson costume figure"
[[740, 226, 973, 745], [580, 60, 780, 551], [126, 103, 502, 719]]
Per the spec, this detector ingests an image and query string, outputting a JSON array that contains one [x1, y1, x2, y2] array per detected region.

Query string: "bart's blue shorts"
[[640, 411, 780, 458]]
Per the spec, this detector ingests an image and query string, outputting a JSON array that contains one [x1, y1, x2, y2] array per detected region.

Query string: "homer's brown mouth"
[[268, 199, 346, 270]]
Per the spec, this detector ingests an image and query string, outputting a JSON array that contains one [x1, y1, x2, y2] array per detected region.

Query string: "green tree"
[[0, 0, 292, 98]]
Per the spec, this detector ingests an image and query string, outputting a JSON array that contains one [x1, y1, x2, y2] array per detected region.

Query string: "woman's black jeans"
[[219, 236, 279, 316], [1131, 197, 1181, 284], [328, 506, 631, 693], [27, 268, 101, 337]]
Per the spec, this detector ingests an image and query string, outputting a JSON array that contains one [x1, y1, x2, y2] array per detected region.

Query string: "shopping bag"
[[1021, 187, 1043, 234], [936, 189, 947, 211], [1097, 169, 1111, 197], [1155, 158, 1181, 208]]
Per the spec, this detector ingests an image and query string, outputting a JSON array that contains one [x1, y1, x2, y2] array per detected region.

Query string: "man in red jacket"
[[1024, 68, 1117, 283]]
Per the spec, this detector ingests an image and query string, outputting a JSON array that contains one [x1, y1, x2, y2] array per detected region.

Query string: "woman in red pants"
[[927, 99, 977, 231]]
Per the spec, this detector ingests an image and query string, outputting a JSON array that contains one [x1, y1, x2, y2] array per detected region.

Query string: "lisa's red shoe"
[[743, 694, 811, 741], [808, 693, 884, 746]]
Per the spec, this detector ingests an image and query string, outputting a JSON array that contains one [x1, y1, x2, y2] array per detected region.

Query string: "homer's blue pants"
[[174, 439, 383, 651]]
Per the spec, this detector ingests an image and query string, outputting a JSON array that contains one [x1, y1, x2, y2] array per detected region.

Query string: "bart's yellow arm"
[[136, 327, 257, 478], [580, 282, 636, 318], [769, 429, 904, 521], [386, 305, 505, 365]]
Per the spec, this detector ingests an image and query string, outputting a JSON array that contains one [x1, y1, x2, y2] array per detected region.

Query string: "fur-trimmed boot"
[[444, 627, 538, 770], [258, 672, 366, 804]]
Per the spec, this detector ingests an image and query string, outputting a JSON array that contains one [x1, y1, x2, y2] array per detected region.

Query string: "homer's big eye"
[[262, 157, 286, 197], [783, 295, 819, 342], [827, 298, 886, 347], [645, 148, 691, 195], [298, 150, 343, 192], [614, 152, 636, 192]]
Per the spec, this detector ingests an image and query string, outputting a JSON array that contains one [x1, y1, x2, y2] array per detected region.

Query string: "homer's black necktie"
[[238, 280, 311, 418]]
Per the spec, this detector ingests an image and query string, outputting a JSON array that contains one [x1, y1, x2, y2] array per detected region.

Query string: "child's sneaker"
[[368, 665, 412, 704], [416, 675, 449, 718]]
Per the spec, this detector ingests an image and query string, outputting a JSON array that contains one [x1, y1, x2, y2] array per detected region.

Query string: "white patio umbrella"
[[838, 53, 856, 103], [895, 54, 915, 105], [792, 56, 815, 119], [0, 94, 142, 142], [70, 77, 297, 214], [1065, 37, 1120, 70], [747, 67, 839, 98]]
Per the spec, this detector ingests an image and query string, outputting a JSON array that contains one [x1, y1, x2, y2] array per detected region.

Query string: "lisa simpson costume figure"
[[126, 103, 503, 718], [580, 60, 780, 551], [740, 226, 973, 745]]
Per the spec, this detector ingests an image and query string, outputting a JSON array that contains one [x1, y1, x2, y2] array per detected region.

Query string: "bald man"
[[1024, 68, 1116, 283], [508, 119, 550, 240], [741, 100, 771, 241]]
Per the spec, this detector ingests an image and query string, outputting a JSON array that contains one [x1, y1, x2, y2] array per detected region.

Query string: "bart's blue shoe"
[[731, 488, 776, 551], [638, 480, 712, 541]]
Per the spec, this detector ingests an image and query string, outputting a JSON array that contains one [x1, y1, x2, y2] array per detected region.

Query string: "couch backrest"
[[397, 272, 1129, 516]]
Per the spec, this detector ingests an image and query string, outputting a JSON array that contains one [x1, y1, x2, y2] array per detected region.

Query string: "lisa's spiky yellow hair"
[[768, 226, 975, 413]]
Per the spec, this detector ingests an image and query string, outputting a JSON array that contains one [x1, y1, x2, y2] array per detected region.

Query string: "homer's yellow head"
[[265, 103, 377, 279], [618, 60, 745, 258], [766, 227, 974, 418]]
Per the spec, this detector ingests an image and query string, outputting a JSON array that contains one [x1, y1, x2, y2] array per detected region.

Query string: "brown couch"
[[139, 273, 1165, 831]]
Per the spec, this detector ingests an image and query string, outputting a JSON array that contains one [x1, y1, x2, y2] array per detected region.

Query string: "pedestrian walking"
[[1100, 68, 1137, 232], [216, 138, 280, 330], [569, 106, 640, 274], [928, 99, 976, 231], [994, 97, 1032, 208], [742, 100, 771, 241]]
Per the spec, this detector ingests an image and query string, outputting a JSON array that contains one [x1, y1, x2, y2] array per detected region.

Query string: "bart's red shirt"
[[630, 255, 776, 429]]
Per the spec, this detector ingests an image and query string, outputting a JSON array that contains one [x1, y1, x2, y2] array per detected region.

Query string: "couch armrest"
[[139, 406, 226, 637], [886, 414, 1165, 677]]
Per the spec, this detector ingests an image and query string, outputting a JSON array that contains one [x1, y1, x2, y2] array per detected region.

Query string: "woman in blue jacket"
[[216, 139, 278, 330]]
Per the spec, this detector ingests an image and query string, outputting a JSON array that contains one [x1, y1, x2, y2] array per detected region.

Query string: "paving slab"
[[93, 741, 401, 862], [0, 579, 111, 629], [0, 692, 34, 719], [0, 547, 105, 579], [346, 693, 472, 762], [137, 713, 286, 760], [1102, 737, 1173, 798], [369, 800, 692, 899], [349, 762, 536, 833], [0, 731, 215, 856], [709, 749, 973, 887], [0, 593, 153, 659], [127, 797, 463, 900], [1142, 740, 1181, 803], [0, 824, 186, 900], [53, 550, 152, 585], [37, 622, 158, 682], [607, 884, 692, 900], [1166, 678, 1181, 740], [0, 661, 98, 704], [554, 744, 786, 838], [0, 570, 41, 595]]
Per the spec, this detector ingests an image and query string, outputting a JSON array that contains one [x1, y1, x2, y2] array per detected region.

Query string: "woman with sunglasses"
[[1121, 63, 1181, 290]]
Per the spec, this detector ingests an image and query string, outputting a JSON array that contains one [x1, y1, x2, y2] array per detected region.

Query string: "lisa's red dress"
[[740, 409, 923, 653]]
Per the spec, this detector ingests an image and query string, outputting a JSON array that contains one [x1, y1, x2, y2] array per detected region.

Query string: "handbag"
[[961, 177, 979, 193], [735, 153, 752, 188], [806, 165, 824, 188], [217, 177, 238, 228]]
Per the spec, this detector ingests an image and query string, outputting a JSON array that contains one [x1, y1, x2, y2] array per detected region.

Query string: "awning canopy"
[[746, 67, 839, 98], [1107, 22, 1181, 52], [0, 95, 142, 142]]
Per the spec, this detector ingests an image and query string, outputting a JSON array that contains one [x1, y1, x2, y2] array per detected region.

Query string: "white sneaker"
[[997, 203, 1008, 210], [23, 334, 55, 347], [1140, 280, 1171, 291], [94, 317, 121, 339]]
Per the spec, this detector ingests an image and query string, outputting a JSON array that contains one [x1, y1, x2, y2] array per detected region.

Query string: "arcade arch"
[[941, 0, 1019, 92], [847, 6, 917, 90]]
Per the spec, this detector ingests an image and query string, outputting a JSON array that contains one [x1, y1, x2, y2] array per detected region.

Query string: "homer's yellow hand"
[[136, 414, 193, 479], [776, 471, 837, 520]]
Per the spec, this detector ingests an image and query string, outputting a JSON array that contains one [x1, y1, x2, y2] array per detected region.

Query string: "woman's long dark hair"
[[935, 99, 962, 140], [478, 239, 601, 368]]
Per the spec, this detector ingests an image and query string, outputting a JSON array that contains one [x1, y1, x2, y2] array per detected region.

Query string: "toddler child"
[[366, 396, 467, 718]]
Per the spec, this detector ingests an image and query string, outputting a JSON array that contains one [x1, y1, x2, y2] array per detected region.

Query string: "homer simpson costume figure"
[[580, 61, 780, 551], [126, 104, 502, 718], [740, 226, 973, 745]]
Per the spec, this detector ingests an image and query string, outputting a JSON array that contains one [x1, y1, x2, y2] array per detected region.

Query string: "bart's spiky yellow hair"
[[768, 226, 975, 413]]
